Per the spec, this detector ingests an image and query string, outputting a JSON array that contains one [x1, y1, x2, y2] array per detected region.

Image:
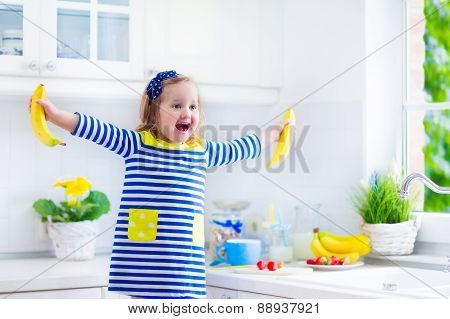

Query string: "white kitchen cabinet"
[[144, 0, 282, 87], [0, 287, 102, 298], [0, 0, 41, 76], [0, 0, 281, 99], [101, 287, 131, 299], [0, 0, 144, 80], [39, 0, 144, 80], [206, 285, 238, 299]]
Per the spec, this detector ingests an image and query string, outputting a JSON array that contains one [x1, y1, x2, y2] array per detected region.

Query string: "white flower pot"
[[47, 220, 98, 261], [361, 216, 421, 256]]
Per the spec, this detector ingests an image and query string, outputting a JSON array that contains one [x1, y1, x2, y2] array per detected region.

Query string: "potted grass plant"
[[32, 177, 110, 261], [352, 171, 420, 256]]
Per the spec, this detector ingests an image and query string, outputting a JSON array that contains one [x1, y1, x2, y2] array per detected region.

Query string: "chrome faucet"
[[399, 173, 450, 199]]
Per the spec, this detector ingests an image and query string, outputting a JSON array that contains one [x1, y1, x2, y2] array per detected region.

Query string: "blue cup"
[[215, 239, 261, 266]]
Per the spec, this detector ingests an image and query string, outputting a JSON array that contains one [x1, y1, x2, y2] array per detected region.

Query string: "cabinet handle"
[[46, 61, 56, 72], [220, 294, 231, 299], [29, 60, 39, 71]]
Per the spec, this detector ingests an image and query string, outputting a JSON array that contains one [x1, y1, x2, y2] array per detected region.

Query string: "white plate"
[[298, 260, 364, 271], [231, 266, 313, 276]]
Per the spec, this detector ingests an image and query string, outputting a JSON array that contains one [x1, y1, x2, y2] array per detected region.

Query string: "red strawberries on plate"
[[306, 256, 349, 266], [256, 260, 283, 271]]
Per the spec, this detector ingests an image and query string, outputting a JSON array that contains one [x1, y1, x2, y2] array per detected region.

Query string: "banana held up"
[[310, 228, 371, 264], [30, 84, 65, 147], [266, 108, 296, 168]]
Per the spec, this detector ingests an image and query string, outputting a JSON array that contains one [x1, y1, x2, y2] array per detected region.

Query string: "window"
[[405, 0, 449, 213]]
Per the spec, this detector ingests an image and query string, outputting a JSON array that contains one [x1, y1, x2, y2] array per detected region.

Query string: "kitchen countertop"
[[0, 254, 110, 295], [0, 254, 448, 298]]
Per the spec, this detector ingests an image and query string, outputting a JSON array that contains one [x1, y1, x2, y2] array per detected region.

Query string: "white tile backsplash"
[[8, 159, 37, 188], [8, 186, 38, 252], [0, 188, 9, 218], [0, 218, 8, 250], [0, 98, 142, 253]]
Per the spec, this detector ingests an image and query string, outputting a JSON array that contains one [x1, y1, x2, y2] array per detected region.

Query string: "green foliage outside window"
[[423, 0, 449, 212]]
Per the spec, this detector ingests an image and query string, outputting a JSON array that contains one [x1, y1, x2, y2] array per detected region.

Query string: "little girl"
[[32, 70, 288, 299]]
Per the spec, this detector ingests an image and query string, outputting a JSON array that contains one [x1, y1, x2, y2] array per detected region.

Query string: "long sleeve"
[[70, 112, 141, 158], [205, 134, 261, 168]]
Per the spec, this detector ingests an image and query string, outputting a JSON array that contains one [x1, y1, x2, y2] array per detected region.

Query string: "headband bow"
[[146, 70, 181, 101]]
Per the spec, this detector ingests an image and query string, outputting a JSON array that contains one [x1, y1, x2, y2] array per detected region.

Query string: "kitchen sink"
[[278, 265, 450, 298]]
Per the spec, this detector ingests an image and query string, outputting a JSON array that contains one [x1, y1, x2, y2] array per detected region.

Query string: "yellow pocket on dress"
[[128, 209, 158, 242], [192, 214, 204, 247]]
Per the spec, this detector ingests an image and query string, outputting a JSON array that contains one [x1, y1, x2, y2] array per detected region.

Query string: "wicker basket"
[[361, 216, 421, 256], [47, 220, 98, 261]]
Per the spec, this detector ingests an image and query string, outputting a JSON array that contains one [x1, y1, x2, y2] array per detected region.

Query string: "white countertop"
[[0, 255, 110, 294], [0, 254, 448, 298]]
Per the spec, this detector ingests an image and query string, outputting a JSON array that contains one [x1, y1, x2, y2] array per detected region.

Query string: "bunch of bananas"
[[30, 84, 65, 147], [310, 227, 371, 264]]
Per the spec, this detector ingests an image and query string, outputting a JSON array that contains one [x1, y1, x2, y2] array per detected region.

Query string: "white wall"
[[364, 0, 404, 175], [205, 0, 367, 238]]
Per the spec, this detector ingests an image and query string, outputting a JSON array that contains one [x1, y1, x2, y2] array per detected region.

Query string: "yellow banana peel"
[[310, 229, 360, 264], [266, 108, 296, 168], [30, 84, 65, 147]]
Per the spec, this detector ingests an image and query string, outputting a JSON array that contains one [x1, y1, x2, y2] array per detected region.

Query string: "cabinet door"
[[39, 0, 144, 80], [145, 0, 260, 86], [237, 290, 283, 299], [0, 0, 40, 76], [101, 287, 131, 299], [0, 287, 102, 299], [206, 286, 238, 299]]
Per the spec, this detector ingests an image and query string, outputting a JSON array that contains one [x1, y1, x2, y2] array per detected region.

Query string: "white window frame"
[[401, 0, 450, 246]]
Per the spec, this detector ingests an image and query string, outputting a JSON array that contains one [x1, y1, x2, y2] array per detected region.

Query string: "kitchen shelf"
[[0, 75, 280, 106]]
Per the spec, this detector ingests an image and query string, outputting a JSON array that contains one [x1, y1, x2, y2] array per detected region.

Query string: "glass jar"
[[208, 212, 244, 266], [268, 223, 293, 263], [291, 204, 321, 260]]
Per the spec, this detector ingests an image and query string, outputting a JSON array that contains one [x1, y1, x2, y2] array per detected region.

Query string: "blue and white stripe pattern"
[[70, 112, 261, 299]]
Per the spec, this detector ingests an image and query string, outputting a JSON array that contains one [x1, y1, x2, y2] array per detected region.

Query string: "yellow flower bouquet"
[[33, 177, 110, 223]]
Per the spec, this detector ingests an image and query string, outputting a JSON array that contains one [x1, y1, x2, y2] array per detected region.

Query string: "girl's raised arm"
[[205, 134, 261, 168], [34, 99, 141, 158]]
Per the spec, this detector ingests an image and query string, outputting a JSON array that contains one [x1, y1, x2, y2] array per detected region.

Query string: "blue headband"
[[146, 70, 181, 101]]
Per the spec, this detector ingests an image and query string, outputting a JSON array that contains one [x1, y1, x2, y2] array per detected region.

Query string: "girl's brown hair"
[[135, 75, 205, 143]]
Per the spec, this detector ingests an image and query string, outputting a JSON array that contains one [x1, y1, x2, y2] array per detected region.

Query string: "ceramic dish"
[[298, 260, 364, 271], [231, 265, 313, 276]]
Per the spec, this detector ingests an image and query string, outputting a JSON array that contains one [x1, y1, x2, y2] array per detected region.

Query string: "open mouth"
[[175, 122, 191, 132]]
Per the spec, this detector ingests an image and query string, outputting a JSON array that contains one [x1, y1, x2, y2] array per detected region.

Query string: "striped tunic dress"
[[70, 112, 261, 299]]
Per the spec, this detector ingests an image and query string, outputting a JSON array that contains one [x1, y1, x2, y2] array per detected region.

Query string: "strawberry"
[[330, 256, 339, 265], [315, 256, 322, 264], [306, 259, 316, 265], [267, 261, 277, 271], [338, 259, 344, 265], [256, 260, 266, 270]]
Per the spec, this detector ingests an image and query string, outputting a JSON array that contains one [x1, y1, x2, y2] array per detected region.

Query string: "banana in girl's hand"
[[30, 84, 66, 147], [266, 108, 296, 168]]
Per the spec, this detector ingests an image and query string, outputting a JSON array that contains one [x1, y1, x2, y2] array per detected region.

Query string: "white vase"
[[361, 216, 421, 256], [47, 220, 98, 261]]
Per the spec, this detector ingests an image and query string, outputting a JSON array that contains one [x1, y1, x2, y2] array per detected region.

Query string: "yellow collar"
[[138, 131, 205, 152]]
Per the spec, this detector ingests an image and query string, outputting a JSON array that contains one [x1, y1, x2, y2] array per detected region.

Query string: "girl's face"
[[158, 81, 200, 143]]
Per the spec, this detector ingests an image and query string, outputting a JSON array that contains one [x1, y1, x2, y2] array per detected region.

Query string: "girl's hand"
[[29, 98, 60, 123], [261, 118, 291, 149]]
